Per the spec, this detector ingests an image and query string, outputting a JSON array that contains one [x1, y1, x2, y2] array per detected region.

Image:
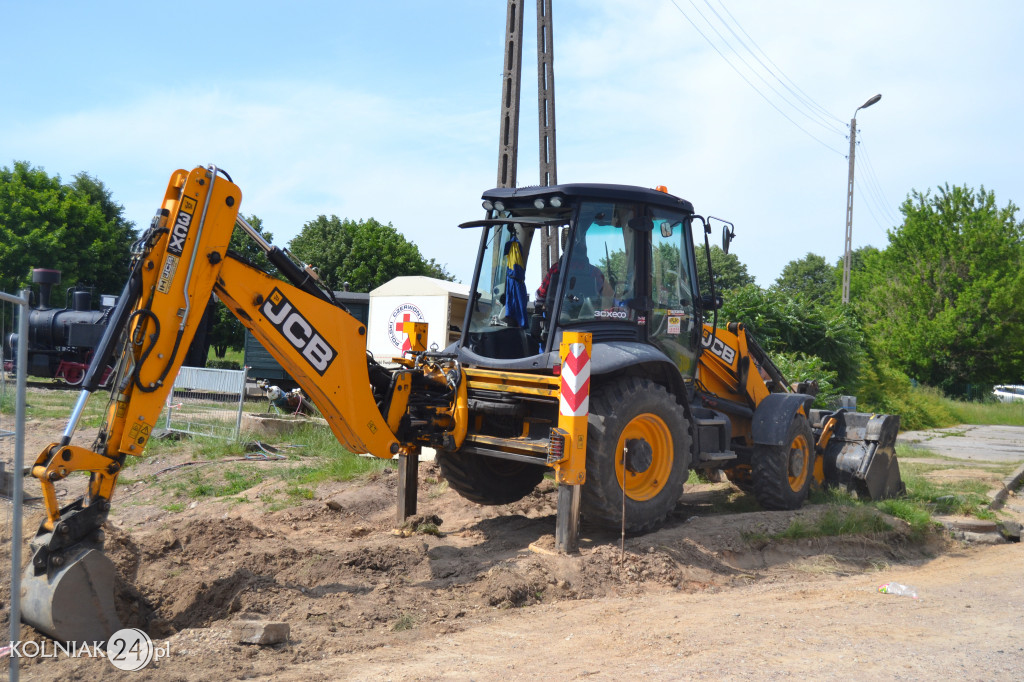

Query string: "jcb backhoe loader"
[[21, 166, 903, 643]]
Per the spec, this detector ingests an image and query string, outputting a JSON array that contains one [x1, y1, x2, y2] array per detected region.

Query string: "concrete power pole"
[[536, 0, 559, 272], [841, 121, 857, 305], [841, 94, 881, 304], [496, 0, 560, 271], [496, 1, 525, 189]]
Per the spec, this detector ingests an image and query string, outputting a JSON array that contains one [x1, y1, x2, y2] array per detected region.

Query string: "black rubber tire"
[[751, 414, 815, 510], [581, 377, 691, 534], [437, 449, 546, 506]]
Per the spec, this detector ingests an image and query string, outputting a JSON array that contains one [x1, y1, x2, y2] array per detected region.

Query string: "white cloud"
[[4, 0, 1022, 290]]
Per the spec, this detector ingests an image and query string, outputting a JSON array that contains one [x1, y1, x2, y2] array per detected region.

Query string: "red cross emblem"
[[395, 313, 413, 352]]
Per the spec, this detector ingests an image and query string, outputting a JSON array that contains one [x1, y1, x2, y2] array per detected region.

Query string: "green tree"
[[695, 244, 755, 295], [720, 283, 863, 393], [842, 245, 882, 302], [773, 252, 837, 302], [289, 216, 452, 292], [206, 215, 275, 358], [859, 184, 1024, 394], [0, 162, 136, 295]]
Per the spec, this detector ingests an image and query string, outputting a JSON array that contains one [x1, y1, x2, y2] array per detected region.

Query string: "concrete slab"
[[896, 424, 1024, 463]]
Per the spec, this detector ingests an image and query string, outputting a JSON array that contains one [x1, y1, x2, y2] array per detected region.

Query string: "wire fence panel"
[[1, 289, 29, 679], [1, 295, 16, 638], [160, 366, 248, 440]]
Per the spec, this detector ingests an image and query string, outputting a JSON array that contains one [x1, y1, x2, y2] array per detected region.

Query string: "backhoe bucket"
[[21, 545, 122, 644], [810, 410, 905, 500]]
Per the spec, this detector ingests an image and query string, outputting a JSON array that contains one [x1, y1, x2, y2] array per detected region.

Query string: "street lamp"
[[842, 93, 882, 304]]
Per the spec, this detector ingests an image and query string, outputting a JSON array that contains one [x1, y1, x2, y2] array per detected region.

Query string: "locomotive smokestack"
[[32, 268, 61, 310]]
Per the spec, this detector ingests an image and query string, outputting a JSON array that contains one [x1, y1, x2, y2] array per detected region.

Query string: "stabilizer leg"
[[397, 450, 419, 523], [555, 483, 581, 553]]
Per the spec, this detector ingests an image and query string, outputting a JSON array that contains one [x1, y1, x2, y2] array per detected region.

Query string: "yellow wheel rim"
[[787, 433, 812, 493], [615, 413, 673, 501]]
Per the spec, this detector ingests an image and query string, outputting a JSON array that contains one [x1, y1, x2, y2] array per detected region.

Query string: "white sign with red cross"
[[387, 303, 425, 353], [559, 342, 591, 417]]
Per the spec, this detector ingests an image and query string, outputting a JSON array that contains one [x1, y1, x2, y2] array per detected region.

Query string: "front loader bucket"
[[810, 410, 905, 500], [21, 545, 122, 644]]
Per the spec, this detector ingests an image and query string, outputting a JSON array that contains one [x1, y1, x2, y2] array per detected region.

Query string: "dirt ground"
[[3, 416, 1023, 681]]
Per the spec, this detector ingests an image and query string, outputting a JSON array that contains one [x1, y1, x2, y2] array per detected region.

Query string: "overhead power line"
[[710, 0, 846, 130], [856, 135, 901, 225], [667, 0, 846, 156]]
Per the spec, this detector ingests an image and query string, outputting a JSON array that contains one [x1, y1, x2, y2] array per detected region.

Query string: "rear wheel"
[[582, 377, 690, 534], [752, 414, 815, 510], [437, 450, 546, 505]]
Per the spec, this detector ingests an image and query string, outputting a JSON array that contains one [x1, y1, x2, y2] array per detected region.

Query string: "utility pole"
[[842, 93, 881, 304], [496, 1, 525, 189], [536, 0, 559, 272], [496, 1, 560, 271]]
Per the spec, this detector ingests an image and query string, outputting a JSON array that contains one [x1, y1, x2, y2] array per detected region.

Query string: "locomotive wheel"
[[751, 414, 815, 510], [62, 366, 85, 386], [437, 449, 546, 505], [581, 377, 690, 534]]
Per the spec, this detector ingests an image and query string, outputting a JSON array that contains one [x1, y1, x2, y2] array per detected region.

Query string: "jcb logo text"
[[263, 288, 337, 375], [701, 331, 736, 365]]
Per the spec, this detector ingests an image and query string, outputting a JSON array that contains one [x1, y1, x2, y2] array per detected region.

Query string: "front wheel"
[[751, 414, 815, 510], [582, 377, 691, 534]]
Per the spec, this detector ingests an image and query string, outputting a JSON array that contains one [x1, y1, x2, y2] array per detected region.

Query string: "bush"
[[207, 359, 241, 370], [772, 352, 840, 409], [856, 346, 956, 430]]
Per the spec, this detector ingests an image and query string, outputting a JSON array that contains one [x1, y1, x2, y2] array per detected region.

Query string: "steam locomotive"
[[2, 269, 116, 385], [3, 268, 215, 386]]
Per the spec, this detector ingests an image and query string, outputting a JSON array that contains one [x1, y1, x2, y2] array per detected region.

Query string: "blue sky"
[[3, 1, 1022, 288]]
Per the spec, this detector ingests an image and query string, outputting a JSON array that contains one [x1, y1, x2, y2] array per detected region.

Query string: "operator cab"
[[457, 183, 704, 378]]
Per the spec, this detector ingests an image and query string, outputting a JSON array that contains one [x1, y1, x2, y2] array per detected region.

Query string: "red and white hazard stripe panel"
[[559, 342, 591, 417]]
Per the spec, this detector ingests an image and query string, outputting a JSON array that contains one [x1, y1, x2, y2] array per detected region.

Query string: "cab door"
[[648, 209, 700, 379]]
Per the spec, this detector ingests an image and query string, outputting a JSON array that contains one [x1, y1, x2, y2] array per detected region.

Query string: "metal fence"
[[159, 365, 248, 440], [1, 289, 29, 680]]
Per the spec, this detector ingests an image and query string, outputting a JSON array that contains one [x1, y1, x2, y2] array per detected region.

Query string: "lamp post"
[[842, 93, 881, 304]]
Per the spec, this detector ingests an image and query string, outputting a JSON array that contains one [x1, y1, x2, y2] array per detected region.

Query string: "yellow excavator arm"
[[23, 166, 466, 643]]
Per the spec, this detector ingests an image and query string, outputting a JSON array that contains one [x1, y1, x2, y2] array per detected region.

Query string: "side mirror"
[[699, 293, 723, 311], [706, 217, 735, 254]]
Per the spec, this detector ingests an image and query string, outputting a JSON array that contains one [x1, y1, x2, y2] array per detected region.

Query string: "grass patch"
[[391, 614, 416, 632], [281, 423, 395, 486], [169, 466, 263, 499], [777, 507, 892, 539], [875, 498, 935, 539], [284, 483, 315, 502], [710, 490, 763, 514], [162, 502, 186, 512], [944, 399, 1024, 427], [22, 386, 109, 425], [898, 463, 995, 518], [193, 437, 253, 461], [808, 485, 859, 506], [207, 347, 244, 368]]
